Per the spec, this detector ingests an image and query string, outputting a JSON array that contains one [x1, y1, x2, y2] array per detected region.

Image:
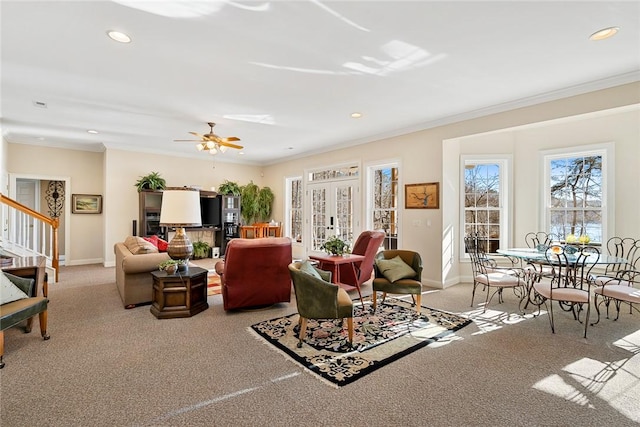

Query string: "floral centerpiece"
[[320, 236, 350, 256]]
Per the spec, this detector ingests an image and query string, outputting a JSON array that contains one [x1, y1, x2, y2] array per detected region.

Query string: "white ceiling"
[[2, 1, 639, 165]]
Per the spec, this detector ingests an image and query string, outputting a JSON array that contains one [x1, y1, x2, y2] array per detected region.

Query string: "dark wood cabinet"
[[218, 195, 241, 256], [138, 190, 166, 240], [150, 267, 208, 319]]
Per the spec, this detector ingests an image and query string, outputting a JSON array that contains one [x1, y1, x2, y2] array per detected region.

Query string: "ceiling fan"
[[174, 122, 243, 154]]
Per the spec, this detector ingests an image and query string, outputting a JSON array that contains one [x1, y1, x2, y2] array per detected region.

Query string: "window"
[[368, 163, 399, 250], [285, 177, 303, 243], [462, 156, 511, 254], [543, 145, 610, 244]]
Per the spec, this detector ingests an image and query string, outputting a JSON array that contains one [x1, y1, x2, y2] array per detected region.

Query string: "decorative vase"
[[165, 264, 177, 275]]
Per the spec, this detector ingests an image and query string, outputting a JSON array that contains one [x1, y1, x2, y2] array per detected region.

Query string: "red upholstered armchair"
[[338, 231, 386, 288], [215, 237, 293, 310]]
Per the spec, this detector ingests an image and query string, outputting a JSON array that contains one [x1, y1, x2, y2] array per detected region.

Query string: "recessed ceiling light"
[[107, 30, 131, 43], [589, 26, 619, 41], [350, 112, 363, 118], [239, 151, 245, 155], [87, 129, 99, 134]]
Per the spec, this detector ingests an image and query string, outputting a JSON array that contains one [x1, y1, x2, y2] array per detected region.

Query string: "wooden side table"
[[150, 266, 209, 319], [308, 253, 366, 305]]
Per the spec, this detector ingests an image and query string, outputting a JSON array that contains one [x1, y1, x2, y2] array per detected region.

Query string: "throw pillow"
[[124, 236, 159, 255], [143, 235, 159, 248], [376, 255, 416, 283], [0, 271, 29, 305], [156, 237, 169, 252], [299, 260, 322, 280], [3, 272, 35, 295], [142, 235, 169, 252]]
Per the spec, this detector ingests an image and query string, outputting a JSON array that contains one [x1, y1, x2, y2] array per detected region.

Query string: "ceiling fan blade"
[[174, 139, 200, 142], [218, 141, 243, 150], [189, 131, 204, 138], [225, 136, 241, 142]]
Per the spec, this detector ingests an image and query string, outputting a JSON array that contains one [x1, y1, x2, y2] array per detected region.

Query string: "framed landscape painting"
[[72, 194, 102, 214], [405, 183, 439, 209]]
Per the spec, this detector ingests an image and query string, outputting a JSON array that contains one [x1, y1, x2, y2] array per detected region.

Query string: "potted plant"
[[320, 236, 350, 256], [158, 260, 179, 275], [240, 181, 260, 224], [217, 180, 241, 196], [240, 182, 275, 224], [135, 171, 166, 192], [158, 259, 187, 274], [192, 240, 211, 259]]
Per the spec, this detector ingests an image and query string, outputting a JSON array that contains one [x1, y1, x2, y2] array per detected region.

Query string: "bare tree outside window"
[[464, 163, 501, 253], [289, 178, 303, 242], [372, 167, 398, 250], [549, 155, 602, 243]]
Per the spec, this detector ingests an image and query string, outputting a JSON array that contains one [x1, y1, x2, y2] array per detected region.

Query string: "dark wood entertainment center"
[[138, 190, 240, 256]]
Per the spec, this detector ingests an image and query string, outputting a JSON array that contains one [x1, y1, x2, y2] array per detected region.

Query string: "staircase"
[[0, 193, 60, 282]]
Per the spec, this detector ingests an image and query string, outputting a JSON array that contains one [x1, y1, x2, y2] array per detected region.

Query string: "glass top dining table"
[[496, 247, 628, 265]]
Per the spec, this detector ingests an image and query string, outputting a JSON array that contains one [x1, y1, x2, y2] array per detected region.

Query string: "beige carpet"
[[1, 263, 639, 426]]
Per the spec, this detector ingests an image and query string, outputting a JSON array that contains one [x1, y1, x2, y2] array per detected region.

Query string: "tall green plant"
[[240, 181, 260, 224], [257, 187, 274, 222]]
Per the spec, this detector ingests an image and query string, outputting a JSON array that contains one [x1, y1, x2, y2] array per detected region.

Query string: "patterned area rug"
[[207, 272, 221, 295], [249, 297, 471, 387]]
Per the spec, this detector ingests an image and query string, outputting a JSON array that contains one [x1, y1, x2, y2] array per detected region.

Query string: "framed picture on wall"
[[405, 182, 439, 209], [72, 194, 102, 214]]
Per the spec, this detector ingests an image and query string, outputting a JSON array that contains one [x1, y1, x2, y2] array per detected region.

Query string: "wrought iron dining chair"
[[592, 237, 640, 322], [593, 237, 640, 287], [524, 231, 556, 249], [464, 235, 527, 313], [532, 245, 599, 338]]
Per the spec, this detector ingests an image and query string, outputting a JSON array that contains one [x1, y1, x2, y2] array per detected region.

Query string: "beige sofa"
[[114, 237, 170, 308]]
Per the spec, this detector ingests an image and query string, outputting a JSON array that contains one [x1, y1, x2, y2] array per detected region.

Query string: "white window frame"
[[365, 159, 401, 248], [460, 155, 513, 258], [540, 142, 614, 245], [284, 175, 303, 245]]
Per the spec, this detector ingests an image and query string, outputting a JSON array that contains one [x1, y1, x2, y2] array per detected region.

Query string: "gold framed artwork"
[[72, 194, 102, 214], [405, 182, 439, 209]]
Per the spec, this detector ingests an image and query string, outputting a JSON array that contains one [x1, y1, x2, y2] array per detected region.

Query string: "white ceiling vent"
[[32, 100, 47, 108]]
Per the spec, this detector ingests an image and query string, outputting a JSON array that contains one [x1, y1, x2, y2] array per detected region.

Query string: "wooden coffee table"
[[150, 266, 208, 319]]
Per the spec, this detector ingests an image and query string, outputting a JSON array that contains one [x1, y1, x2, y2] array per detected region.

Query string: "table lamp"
[[160, 187, 202, 261]]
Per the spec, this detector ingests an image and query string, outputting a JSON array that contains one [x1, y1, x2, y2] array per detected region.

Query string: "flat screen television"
[[200, 195, 221, 227]]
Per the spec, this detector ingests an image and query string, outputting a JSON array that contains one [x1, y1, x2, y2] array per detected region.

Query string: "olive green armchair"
[[372, 250, 423, 314], [288, 261, 354, 348]]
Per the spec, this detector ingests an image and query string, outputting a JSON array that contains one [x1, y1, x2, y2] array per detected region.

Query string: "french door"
[[309, 180, 359, 252]]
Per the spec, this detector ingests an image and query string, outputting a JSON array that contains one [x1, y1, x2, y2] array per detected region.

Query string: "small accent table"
[[150, 266, 209, 319], [308, 253, 366, 305]]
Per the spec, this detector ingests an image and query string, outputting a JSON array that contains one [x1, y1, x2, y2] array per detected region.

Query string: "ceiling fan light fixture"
[[196, 143, 205, 151], [219, 145, 228, 153], [205, 141, 215, 150], [589, 26, 619, 41]]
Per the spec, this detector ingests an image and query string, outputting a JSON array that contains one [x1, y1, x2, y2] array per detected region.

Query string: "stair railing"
[[0, 193, 59, 281]]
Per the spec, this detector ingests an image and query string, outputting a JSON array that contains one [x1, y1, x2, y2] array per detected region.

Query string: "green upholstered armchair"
[[288, 262, 354, 348], [372, 250, 423, 314]]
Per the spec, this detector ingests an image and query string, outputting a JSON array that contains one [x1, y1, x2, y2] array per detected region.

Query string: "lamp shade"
[[160, 187, 202, 227]]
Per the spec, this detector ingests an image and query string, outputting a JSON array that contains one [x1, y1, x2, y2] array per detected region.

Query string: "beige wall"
[[3, 82, 639, 285], [6, 144, 103, 263], [102, 149, 262, 266], [263, 82, 640, 287]]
